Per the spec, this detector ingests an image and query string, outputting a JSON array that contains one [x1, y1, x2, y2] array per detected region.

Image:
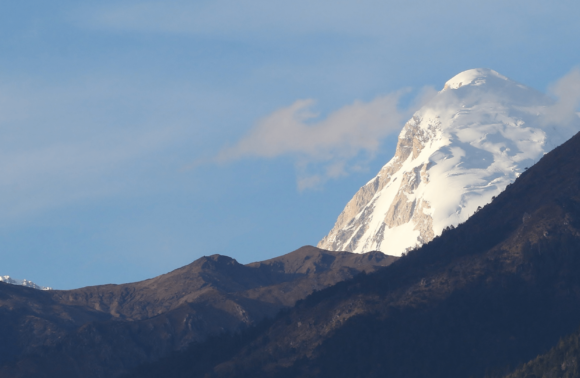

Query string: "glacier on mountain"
[[318, 68, 580, 255], [0, 275, 52, 290]]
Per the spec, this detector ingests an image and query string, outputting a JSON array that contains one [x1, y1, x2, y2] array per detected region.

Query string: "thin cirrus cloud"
[[77, 1, 414, 36], [0, 78, 189, 221], [0, 127, 179, 221], [75, 0, 577, 45], [216, 89, 437, 190]]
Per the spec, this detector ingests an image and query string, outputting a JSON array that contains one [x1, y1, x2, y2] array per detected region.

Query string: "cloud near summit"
[[216, 92, 412, 190], [543, 67, 580, 127]]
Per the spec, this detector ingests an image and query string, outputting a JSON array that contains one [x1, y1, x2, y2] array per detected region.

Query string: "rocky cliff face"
[[319, 68, 579, 255]]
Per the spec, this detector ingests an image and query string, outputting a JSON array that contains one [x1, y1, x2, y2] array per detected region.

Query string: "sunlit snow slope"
[[319, 68, 579, 255]]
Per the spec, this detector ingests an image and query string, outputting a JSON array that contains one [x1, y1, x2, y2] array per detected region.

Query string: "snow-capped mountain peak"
[[0, 275, 52, 290], [318, 68, 579, 255], [442, 68, 508, 90]]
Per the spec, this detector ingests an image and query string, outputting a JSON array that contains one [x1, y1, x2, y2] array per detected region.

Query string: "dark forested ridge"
[[0, 247, 395, 378], [123, 131, 580, 378], [485, 326, 580, 378]]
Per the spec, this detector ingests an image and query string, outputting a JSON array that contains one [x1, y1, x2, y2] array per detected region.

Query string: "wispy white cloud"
[[216, 91, 419, 190], [543, 67, 580, 127]]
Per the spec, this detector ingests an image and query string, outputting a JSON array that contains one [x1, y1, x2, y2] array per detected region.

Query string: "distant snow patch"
[[0, 275, 52, 290]]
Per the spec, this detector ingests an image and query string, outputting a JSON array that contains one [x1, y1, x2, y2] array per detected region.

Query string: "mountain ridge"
[[0, 246, 396, 378], [124, 127, 580, 378]]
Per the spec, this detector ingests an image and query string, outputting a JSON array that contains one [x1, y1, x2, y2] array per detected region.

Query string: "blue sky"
[[1, 0, 579, 289]]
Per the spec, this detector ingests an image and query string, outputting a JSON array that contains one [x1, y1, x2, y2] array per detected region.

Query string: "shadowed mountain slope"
[[0, 282, 112, 365], [124, 130, 580, 378], [0, 246, 395, 378], [488, 325, 580, 378]]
